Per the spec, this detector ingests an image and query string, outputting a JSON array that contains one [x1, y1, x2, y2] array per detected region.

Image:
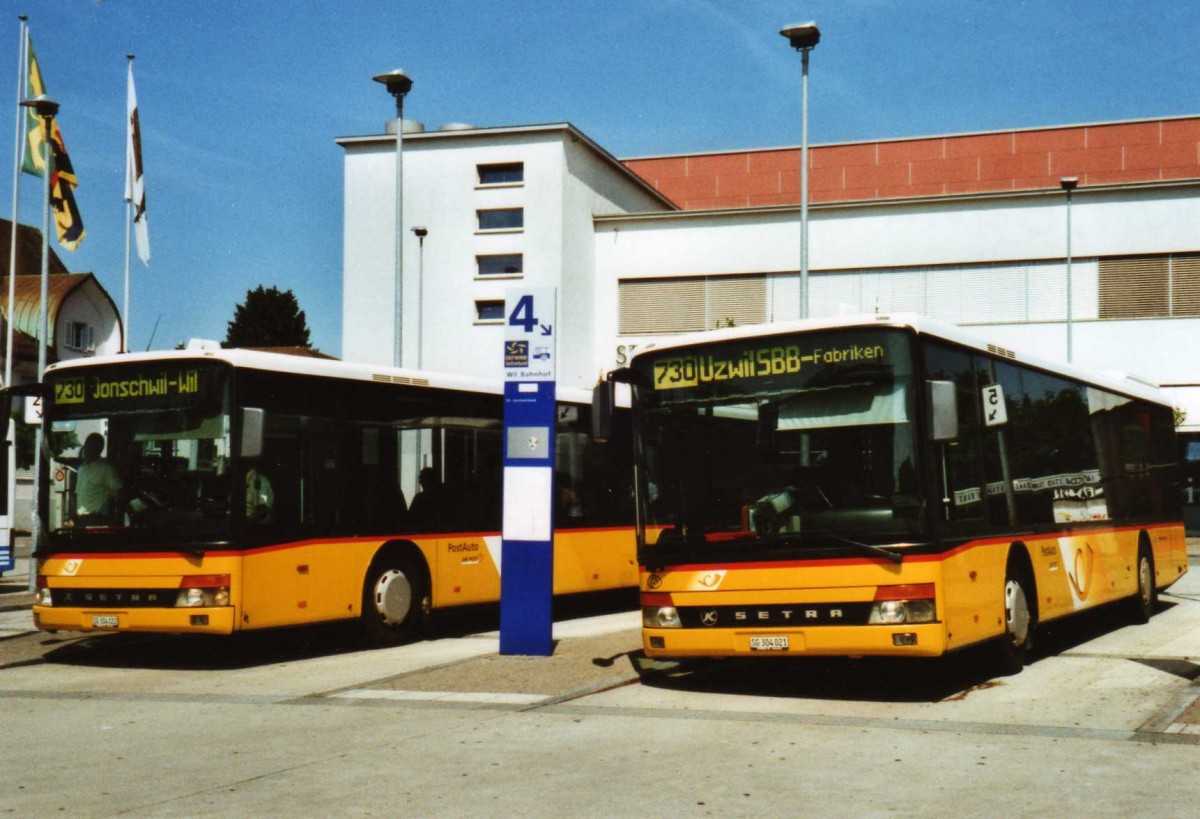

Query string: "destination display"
[[640, 329, 907, 400], [48, 362, 226, 416]]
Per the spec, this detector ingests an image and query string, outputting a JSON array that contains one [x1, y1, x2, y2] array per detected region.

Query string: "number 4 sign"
[[503, 288, 556, 383]]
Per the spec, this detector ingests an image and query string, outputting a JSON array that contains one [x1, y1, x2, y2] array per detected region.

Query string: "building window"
[[477, 208, 524, 231], [810, 259, 1091, 325], [475, 300, 506, 323], [477, 254, 523, 277], [1098, 254, 1200, 319], [64, 321, 95, 352], [619, 275, 766, 335], [478, 162, 524, 186]]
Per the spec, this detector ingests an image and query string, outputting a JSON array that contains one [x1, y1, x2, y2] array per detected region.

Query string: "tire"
[[993, 558, 1036, 675], [362, 553, 429, 646], [1129, 544, 1156, 625]]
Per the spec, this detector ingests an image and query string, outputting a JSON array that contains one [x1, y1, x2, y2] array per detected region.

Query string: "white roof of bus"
[[45, 348, 601, 406], [626, 313, 1172, 407]]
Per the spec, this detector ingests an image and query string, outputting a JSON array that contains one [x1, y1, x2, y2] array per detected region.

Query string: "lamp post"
[[412, 226, 427, 368], [1060, 176, 1078, 362], [780, 21, 820, 319], [18, 93, 58, 575], [373, 69, 413, 368]]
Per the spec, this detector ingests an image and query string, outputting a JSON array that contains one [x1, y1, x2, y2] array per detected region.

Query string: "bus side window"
[[1003, 370, 1098, 525], [923, 343, 986, 533], [346, 425, 406, 532]]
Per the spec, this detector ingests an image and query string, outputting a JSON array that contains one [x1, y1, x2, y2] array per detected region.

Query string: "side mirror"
[[0, 385, 41, 518], [0, 416, 10, 518], [241, 407, 264, 459], [757, 402, 778, 451], [0, 390, 12, 437], [592, 380, 616, 443], [927, 381, 959, 442]]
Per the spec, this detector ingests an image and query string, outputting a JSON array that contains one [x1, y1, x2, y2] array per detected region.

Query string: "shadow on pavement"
[[634, 652, 998, 703], [632, 598, 1175, 704], [40, 623, 365, 671], [37, 588, 640, 672], [0, 579, 29, 596]]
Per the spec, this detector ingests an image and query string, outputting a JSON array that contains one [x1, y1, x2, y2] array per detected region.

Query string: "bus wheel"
[[362, 555, 428, 645], [994, 561, 1035, 675], [1129, 544, 1156, 625]]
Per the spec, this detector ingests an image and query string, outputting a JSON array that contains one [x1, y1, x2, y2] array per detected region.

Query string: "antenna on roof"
[[144, 313, 161, 351]]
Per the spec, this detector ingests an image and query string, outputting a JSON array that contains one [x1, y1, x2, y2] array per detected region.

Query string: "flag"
[[126, 60, 149, 265], [20, 33, 48, 178], [21, 32, 85, 251]]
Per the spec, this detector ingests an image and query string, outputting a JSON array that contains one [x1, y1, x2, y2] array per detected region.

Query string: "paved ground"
[[2, 537, 1199, 816]]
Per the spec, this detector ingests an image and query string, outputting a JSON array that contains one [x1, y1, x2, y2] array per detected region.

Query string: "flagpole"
[[5, 17, 27, 588], [123, 54, 133, 353], [6, 16, 28, 388], [19, 94, 56, 583]]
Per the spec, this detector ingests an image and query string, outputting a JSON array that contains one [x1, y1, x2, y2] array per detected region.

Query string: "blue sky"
[[3, 0, 1197, 356]]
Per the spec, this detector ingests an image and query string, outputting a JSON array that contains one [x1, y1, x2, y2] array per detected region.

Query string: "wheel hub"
[[373, 569, 413, 625], [1005, 578, 1030, 646]]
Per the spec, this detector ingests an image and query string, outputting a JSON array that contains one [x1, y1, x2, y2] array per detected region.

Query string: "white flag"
[[126, 61, 150, 265]]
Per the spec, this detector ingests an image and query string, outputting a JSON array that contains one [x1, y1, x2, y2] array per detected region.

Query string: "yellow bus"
[[16, 348, 636, 643], [596, 314, 1188, 672]]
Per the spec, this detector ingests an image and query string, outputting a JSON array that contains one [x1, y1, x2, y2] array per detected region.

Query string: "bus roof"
[[625, 313, 1173, 408], [44, 347, 600, 406]]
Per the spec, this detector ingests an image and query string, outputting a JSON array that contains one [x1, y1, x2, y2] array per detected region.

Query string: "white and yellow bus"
[[596, 314, 1187, 671], [15, 349, 636, 642]]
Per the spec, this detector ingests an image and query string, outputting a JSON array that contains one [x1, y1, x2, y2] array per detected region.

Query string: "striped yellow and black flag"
[[21, 32, 85, 251]]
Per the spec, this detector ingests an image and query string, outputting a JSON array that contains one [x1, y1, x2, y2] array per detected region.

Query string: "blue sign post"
[[500, 287, 556, 655]]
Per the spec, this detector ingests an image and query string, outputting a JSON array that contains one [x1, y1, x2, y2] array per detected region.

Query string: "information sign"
[[500, 287, 557, 655]]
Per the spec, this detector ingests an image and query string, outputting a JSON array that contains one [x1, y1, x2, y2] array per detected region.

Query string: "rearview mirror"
[[592, 380, 616, 443], [926, 381, 959, 442], [241, 407, 264, 459]]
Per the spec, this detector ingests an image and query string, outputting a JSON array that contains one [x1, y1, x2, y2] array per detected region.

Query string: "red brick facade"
[[621, 117, 1200, 210]]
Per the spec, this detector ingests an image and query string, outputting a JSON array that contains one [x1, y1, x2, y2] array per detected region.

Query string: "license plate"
[[749, 635, 789, 651], [91, 615, 119, 629]]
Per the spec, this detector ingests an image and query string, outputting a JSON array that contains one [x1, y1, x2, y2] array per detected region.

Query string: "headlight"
[[177, 588, 206, 607], [643, 606, 682, 628], [35, 576, 52, 607], [868, 583, 936, 624], [869, 599, 937, 624], [175, 575, 231, 608], [641, 592, 681, 628]]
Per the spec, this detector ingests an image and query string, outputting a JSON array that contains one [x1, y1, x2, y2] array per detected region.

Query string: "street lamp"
[[412, 226, 427, 368], [780, 21, 820, 319], [373, 69, 414, 368], [18, 93, 58, 579], [1060, 176, 1079, 362]]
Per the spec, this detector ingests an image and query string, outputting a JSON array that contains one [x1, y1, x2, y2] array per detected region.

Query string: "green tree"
[[12, 411, 78, 470], [224, 285, 312, 349]]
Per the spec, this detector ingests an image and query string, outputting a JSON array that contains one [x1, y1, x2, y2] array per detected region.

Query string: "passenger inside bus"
[[245, 464, 274, 523], [75, 432, 123, 524], [408, 467, 447, 524]]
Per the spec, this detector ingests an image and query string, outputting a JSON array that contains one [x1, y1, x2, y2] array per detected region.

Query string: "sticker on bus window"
[[982, 383, 1008, 427]]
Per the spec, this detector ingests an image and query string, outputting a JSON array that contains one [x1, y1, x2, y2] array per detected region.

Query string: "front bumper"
[[643, 622, 949, 658], [33, 605, 236, 635]]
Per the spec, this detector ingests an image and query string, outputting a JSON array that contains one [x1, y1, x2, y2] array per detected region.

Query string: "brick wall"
[[621, 117, 1200, 210]]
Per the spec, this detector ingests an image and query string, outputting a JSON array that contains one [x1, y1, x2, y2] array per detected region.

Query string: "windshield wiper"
[[825, 534, 903, 564]]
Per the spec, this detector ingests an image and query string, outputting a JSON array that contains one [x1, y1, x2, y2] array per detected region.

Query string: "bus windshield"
[[44, 361, 232, 550], [633, 328, 924, 558]]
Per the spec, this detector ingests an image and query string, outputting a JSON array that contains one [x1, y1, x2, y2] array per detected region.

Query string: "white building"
[[339, 123, 671, 383], [338, 115, 1200, 433]]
